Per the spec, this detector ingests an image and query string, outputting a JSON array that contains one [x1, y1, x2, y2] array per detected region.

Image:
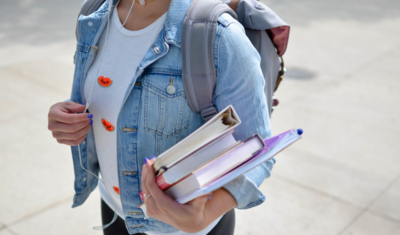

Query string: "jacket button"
[[166, 85, 176, 94], [123, 171, 137, 176], [88, 21, 93, 26], [128, 211, 143, 215], [122, 127, 137, 132], [152, 45, 161, 54]]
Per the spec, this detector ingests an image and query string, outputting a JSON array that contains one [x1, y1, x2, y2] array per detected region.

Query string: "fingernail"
[[143, 157, 148, 164], [150, 156, 156, 160], [207, 194, 214, 200], [87, 114, 93, 119], [81, 103, 86, 105], [90, 119, 93, 125]]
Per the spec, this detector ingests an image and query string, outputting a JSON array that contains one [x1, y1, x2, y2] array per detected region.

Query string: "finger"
[[141, 159, 152, 199], [141, 158, 149, 193], [49, 103, 92, 124], [53, 122, 91, 141], [141, 160, 159, 217], [49, 119, 90, 133], [54, 112, 92, 124], [148, 156, 156, 164], [64, 101, 87, 113], [56, 134, 87, 146], [144, 161, 176, 208], [143, 190, 158, 218]]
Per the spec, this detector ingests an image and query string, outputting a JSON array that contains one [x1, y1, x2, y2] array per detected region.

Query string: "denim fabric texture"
[[70, 0, 275, 233]]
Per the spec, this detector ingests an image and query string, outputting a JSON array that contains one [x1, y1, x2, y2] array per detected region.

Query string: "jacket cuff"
[[222, 173, 265, 209], [222, 158, 275, 209]]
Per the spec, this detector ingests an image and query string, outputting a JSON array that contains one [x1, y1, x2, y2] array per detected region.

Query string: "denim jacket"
[[70, 0, 275, 233]]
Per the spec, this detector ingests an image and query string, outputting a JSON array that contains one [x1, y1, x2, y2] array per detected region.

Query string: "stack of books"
[[139, 105, 302, 205]]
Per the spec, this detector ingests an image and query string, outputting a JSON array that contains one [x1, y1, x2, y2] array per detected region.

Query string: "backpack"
[[76, 0, 290, 121]]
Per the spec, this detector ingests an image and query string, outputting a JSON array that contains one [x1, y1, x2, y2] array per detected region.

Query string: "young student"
[[47, 0, 275, 234]]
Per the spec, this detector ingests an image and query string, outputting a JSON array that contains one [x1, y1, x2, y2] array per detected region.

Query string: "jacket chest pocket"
[[142, 73, 192, 139]]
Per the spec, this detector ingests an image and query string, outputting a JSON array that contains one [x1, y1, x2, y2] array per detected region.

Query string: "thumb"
[[64, 101, 86, 114]]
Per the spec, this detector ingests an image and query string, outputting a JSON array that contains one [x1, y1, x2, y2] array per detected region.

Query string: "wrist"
[[201, 189, 236, 228]]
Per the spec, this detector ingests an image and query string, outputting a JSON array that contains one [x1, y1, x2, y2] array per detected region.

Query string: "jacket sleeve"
[[213, 14, 275, 209]]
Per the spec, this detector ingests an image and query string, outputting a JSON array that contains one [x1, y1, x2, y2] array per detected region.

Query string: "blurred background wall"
[[0, 0, 399, 234]]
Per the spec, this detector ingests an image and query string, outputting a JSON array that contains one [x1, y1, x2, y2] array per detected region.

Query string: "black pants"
[[101, 200, 235, 235]]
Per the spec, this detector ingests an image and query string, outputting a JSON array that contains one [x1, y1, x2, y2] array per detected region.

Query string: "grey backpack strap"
[[182, 0, 237, 122], [76, 0, 106, 40]]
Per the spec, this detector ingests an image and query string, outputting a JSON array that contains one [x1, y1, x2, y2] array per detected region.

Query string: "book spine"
[[156, 174, 171, 190]]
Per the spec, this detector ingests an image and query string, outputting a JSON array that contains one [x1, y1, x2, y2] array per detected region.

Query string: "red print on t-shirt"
[[113, 186, 120, 195], [102, 118, 114, 132], [98, 76, 112, 87]]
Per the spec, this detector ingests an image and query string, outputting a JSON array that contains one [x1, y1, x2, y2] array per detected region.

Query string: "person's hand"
[[48, 101, 93, 146], [141, 158, 212, 233]]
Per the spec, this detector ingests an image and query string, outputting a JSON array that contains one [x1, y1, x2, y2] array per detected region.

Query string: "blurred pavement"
[[1, 0, 400, 234]]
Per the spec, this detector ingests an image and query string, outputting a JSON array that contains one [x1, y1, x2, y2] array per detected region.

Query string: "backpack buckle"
[[275, 56, 285, 92], [201, 106, 218, 122]]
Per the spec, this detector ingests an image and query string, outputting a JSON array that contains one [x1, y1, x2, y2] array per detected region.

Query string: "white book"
[[153, 105, 241, 174]]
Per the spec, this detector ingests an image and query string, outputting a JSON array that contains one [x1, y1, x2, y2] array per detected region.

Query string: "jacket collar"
[[109, 0, 190, 48], [76, 0, 189, 52], [163, 0, 191, 47]]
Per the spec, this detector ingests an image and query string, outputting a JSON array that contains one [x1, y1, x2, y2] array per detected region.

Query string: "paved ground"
[[0, 0, 399, 234]]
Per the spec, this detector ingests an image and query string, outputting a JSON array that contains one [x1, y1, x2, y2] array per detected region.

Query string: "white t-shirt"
[[84, 6, 221, 235]]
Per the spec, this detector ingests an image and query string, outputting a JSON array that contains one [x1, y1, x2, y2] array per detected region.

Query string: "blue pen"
[[297, 129, 303, 135]]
